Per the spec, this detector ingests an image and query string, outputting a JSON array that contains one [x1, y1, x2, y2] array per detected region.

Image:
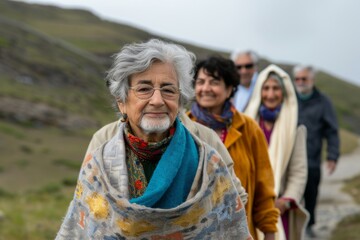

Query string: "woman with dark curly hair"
[[188, 56, 279, 240]]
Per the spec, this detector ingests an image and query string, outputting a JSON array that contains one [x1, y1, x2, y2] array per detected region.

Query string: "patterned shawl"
[[56, 119, 253, 240]]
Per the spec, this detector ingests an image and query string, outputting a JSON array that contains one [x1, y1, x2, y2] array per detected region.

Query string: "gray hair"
[[293, 65, 317, 80], [230, 50, 259, 64], [106, 39, 196, 108], [267, 72, 287, 98]]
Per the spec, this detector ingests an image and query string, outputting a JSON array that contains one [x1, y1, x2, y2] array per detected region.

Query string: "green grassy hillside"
[[0, 0, 220, 60]]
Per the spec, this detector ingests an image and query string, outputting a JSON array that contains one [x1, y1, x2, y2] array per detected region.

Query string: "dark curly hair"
[[194, 55, 239, 99]]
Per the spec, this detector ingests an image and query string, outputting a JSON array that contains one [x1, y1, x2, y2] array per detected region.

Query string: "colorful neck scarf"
[[259, 104, 282, 122], [123, 123, 176, 198], [124, 124, 175, 163], [191, 100, 234, 130]]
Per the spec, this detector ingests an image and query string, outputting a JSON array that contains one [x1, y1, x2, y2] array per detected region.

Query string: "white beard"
[[140, 115, 171, 134], [295, 83, 313, 94]]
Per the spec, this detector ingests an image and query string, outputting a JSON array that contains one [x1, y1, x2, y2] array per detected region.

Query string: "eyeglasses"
[[295, 77, 307, 82], [236, 63, 254, 70], [129, 84, 181, 100]]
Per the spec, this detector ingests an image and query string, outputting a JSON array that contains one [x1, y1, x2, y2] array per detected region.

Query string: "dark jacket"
[[297, 87, 340, 169]]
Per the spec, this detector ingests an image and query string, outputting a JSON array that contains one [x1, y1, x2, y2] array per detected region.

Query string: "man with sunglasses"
[[230, 50, 259, 112], [293, 65, 340, 238]]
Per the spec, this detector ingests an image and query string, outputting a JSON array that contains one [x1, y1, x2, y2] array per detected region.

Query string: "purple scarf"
[[259, 104, 282, 122], [191, 101, 234, 129]]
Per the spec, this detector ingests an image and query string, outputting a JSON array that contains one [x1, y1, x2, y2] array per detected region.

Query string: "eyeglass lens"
[[236, 63, 254, 70]]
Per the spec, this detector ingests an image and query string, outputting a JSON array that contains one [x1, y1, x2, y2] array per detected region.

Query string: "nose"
[[149, 88, 165, 106], [268, 89, 276, 98], [202, 81, 212, 91]]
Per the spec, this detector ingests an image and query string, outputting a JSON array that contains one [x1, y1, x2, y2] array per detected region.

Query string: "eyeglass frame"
[[129, 84, 182, 100]]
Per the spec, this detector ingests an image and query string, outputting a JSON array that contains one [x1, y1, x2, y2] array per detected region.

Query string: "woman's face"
[[195, 68, 232, 115], [261, 77, 284, 110], [117, 61, 180, 141]]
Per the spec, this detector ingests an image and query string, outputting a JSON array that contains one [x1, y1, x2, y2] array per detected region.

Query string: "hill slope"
[[0, 0, 360, 132]]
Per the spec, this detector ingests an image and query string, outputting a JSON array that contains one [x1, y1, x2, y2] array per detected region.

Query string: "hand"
[[275, 198, 289, 215], [264, 232, 275, 240], [327, 160, 337, 175]]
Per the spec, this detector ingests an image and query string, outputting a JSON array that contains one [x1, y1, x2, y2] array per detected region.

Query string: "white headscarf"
[[245, 64, 298, 196]]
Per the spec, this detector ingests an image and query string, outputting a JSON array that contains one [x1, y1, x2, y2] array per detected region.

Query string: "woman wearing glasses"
[[245, 65, 309, 240], [187, 56, 279, 240], [57, 39, 252, 239]]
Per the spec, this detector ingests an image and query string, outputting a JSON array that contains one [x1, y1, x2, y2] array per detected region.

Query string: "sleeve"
[[281, 126, 308, 203], [322, 96, 340, 161], [251, 124, 279, 233]]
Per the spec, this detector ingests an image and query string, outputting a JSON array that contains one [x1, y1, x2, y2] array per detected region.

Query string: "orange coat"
[[188, 110, 279, 239]]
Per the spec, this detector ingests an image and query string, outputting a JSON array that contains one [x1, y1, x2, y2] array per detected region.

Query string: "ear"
[[117, 100, 126, 114]]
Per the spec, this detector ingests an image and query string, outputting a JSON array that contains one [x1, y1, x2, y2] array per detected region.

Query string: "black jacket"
[[297, 87, 340, 169]]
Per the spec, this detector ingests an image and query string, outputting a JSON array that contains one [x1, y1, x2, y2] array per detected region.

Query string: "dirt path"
[[308, 139, 360, 239]]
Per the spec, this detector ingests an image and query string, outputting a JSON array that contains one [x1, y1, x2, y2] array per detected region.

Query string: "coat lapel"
[[224, 111, 244, 149]]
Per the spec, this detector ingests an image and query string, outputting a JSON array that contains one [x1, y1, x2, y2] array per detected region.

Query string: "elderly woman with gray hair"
[[56, 39, 252, 239]]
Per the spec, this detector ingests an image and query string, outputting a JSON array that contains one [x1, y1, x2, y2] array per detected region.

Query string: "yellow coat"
[[188, 110, 279, 239]]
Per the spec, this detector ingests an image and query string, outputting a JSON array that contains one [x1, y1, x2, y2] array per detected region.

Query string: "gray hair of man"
[[293, 65, 317, 80], [230, 50, 259, 65], [106, 39, 196, 109]]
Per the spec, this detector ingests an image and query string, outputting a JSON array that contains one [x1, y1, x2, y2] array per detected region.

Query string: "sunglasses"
[[295, 77, 307, 81], [236, 63, 254, 70]]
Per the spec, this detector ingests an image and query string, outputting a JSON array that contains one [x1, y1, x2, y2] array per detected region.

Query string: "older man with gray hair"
[[293, 65, 340, 238], [230, 50, 259, 112]]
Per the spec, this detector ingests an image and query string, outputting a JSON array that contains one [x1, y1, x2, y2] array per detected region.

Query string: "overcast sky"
[[22, 0, 360, 86]]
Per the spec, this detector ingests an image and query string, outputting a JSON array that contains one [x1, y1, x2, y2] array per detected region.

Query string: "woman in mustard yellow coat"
[[188, 56, 279, 240]]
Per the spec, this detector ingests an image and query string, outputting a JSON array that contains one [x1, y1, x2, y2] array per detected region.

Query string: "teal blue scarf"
[[130, 118, 199, 209]]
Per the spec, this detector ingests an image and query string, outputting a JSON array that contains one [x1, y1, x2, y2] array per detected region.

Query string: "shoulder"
[[315, 88, 333, 105], [182, 111, 218, 139], [92, 120, 119, 142]]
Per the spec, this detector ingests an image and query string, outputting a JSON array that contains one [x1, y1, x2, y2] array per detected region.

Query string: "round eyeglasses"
[[129, 85, 181, 100]]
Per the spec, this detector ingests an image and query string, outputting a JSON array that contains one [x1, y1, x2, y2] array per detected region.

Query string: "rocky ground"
[[306, 139, 360, 239]]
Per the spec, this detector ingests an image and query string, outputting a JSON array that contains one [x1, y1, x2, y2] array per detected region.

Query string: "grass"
[[342, 174, 360, 205], [0, 120, 90, 193], [0, 121, 25, 139], [339, 129, 359, 154], [53, 158, 81, 170], [0, 120, 88, 239], [331, 148, 360, 240], [331, 213, 360, 240], [0, 187, 74, 240]]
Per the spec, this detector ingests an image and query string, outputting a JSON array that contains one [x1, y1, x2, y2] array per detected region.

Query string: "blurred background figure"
[[293, 65, 340, 238], [246, 64, 309, 240], [188, 56, 279, 240], [57, 39, 252, 239], [230, 50, 259, 112]]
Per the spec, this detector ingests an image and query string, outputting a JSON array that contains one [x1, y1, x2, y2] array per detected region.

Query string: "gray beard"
[[140, 115, 171, 134]]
